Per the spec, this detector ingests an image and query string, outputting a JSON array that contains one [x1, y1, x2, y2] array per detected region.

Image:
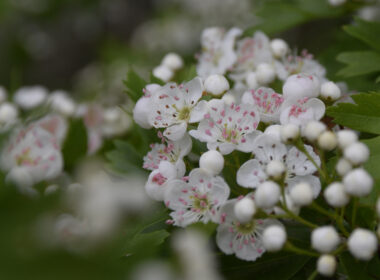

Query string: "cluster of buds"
[[134, 26, 378, 278]]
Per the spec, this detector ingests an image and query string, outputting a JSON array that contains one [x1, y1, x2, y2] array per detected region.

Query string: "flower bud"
[[348, 228, 377, 260], [283, 73, 320, 100], [336, 130, 358, 149], [324, 182, 350, 207], [264, 125, 282, 142], [344, 142, 369, 165], [133, 97, 153, 129], [161, 52, 183, 71], [320, 81, 341, 101], [256, 63, 276, 85], [234, 197, 256, 223], [317, 255, 336, 277], [343, 168, 373, 197], [280, 124, 299, 143], [265, 160, 286, 180], [289, 182, 314, 206], [153, 65, 173, 82], [199, 150, 224, 175], [245, 72, 258, 89], [221, 92, 236, 105], [255, 181, 281, 209], [262, 225, 287, 252], [204, 74, 230, 96], [14, 86, 48, 110], [318, 131, 337, 151], [0, 102, 18, 124], [336, 158, 352, 176], [311, 226, 340, 253], [270, 39, 288, 58], [302, 121, 326, 142]]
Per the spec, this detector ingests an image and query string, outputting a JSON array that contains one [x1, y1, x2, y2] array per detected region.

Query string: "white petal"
[[184, 77, 203, 105], [216, 224, 235, 254], [253, 134, 287, 163], [164, 122, 187, 141], [218, 143, 236, 155], [189, 100, 208, 123], [287, 175, 321, 198], [237, 131, 261, 153], [286, 145, 320, 176], [237, 159, 267, 188]]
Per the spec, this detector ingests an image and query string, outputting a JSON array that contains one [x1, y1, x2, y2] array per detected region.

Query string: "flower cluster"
[[134, 27, 378, 277]]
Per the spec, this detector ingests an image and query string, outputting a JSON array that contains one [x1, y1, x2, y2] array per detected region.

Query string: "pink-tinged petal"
[[236, 159, 267, 188]]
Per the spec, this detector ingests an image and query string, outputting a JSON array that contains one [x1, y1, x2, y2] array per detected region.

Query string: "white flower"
[[197, 27, 242, 78], [133, 84, 161, 129], [101, 107, 131, 137], [324, 182, 350, 207], [311, 226, 340, 253], [204, 74, 230, 96], [237, 134, 321, 197], [241, 87, 284, 123], [245, 72, 258, 89], [302, 121, 326, 142], [143, 133, 192, 177], [265, 160, 286, 180], [320, 81, 341, 101], [13, 86, 48, 110], [262, 225, 287, 252], [199, 150, 224, 175], [164, 168, 230, 227], [216, 197, 281, 261], [344, 142, 369, 165], [148, 77, 208, 141], [161, 52, 183, 71], [318, 131, 337, 151], [317, 255, 336, 277], [282, 74, 320, 100], [189, 99, 260, 154], [348, 228, 377, 260], [289, 182, 314, 206], [343, 168, 373, 197], [280, 97, 325, 127], [0, 102, 19, 128], [255, 63, 276, 85], [48, 90, 76, 116], [153, 65, 174, 82], [255, 181, 281, 209], [35, 114, 68, 145], [270, 39, 288, 58], [234, 196, 256, 223], [336, 130, 358, 149]]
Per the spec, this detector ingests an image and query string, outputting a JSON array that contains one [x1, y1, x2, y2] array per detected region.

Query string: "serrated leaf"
[[106, 140, 145, 174], [337, 51, 380, 77], [326, 92, 380, 134], [344, 18, 380, 52], [125, 230, 169, 256], [62, 119, 87, 169], [123, 69, 146, 103]]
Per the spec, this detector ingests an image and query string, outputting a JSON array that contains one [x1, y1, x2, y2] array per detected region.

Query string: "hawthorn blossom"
[[148, 77, 208, 141], [164, 168, 230, 227], [197, 27, 242, 78], [276, 50, 326, 81], [189, 99, 261, 154], [280, 97, 325, 126], [241, 87, 284, 123], [143, 133, 192, 177], [237, 134, 321, 196], [216, 196, 281, 261], [13, 86, 48, 110]]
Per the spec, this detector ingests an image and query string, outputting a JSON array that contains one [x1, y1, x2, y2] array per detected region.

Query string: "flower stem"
[[311, 202, 336, 219], [281, 204, 318, 228], [307, 270, 318, 280], [284, 242, 319, 257]]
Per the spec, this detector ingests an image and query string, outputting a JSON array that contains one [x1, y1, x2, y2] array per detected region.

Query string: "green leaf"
[[124, 229, 169, 256], [361, 136, 380, 205], [339, 252, 373, 280], [344, 18, 380, 52], [62, 119, 87, 169], [106, 140, 145, 174], [123, 69, 146, 103], [376, 75, 380, 83], [326, 92, 380, 134], [337, 51, 380, 77]]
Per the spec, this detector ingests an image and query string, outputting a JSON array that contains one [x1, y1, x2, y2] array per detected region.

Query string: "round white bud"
[[280, 124, 300, 143], [320, 81, 341, 101], [266, 160, 286, 180], [264, 125, 282, 142], [221, 92, 236, 106], [348, 228, 377, 260], [336, 130, 358, 149], [13, 86, 48, 110], [234, 197, 256, 223], [256, 63, 276, 85], [283, 73, 320, 100], [317, 255, 336, 277], [343, 168, 373, 197], [0, 102, 18, 124], [311, 226, 340, 253], [255, 181, 281, 209], [303, 121, 326, 142], [262, 225, 287, 252], [318, 131, 337, 151], [153, 65, 173, 82], [161, 52, 183, 71], [377, 197, 380, 218], [324, 182, 350, 207], [344, 142, 369, 165], [336, 158, 352, 176], [204, 74, 230, 96], [289, 182, 314, 206], [245, 72, 258, 89], [133, 97, 152, 129], [49, 91, 76, 116], [270, 39, 288, 58], [199, 150, 224, 175]]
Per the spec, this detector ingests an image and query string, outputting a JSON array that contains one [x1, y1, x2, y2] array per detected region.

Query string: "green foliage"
[[123, 69, 147, 103], [343, 18, 380, 53], [326, 92, 380, 134], [62, 119, 88, 170]]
